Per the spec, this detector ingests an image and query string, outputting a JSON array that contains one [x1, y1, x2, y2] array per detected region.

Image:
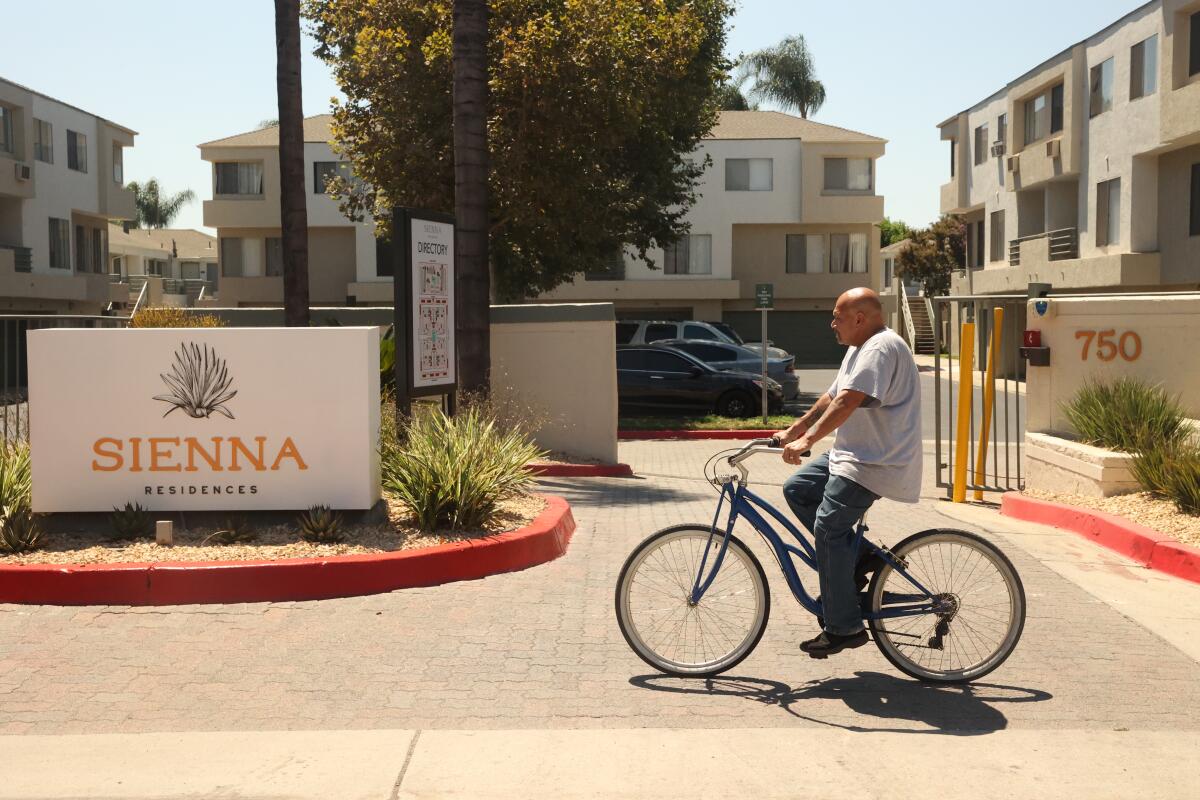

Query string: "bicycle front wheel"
[[615, 525, 770, 678], [867, 529, 1025, 684]]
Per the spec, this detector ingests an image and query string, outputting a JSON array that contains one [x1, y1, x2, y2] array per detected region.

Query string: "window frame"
[[1130, 35, 1159, 100], [1089, 57, 1114, 118], [220, 237, 244, 277], [214, 162, 264, 196], [33, 119, 52, 164], [1190, 10, 1200, 78], [989, 210, 1006, 263], [1023, 83, 1064, 146], [1189, 163, 1200, 237], [973, 123, 989, 166], [66, 130, 87, 173], [312, 160, 352, 195], [724, 158, 773, 191], [1096, 178, 1121, 247], [663, 234, 712, 275], [48, 218, 71, 270], [824, 157, 873, 192], [112, 144, 123, 184], [0, 106, 12, 156]]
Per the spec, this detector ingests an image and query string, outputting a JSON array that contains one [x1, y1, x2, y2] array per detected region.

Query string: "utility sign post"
[[755, 283, 773, 424], [392, 208, 457, 418]]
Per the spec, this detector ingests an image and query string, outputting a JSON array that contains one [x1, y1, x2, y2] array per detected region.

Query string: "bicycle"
[[614, 438, 1026, 683]]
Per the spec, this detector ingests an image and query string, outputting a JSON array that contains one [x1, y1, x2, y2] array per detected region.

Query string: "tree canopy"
[[879, 217, 914, 248], [127, 179, 196, 229], [895, 215, 965, 297], [743, 35, 826, 119], [306, 0, 735, 299]]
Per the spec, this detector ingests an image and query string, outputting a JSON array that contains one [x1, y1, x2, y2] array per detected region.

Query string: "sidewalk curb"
[[1000, 492, 1200, 584], [618, 430, 777, 440], [0, 495, 576, 606], [529, 463, 633, 478]]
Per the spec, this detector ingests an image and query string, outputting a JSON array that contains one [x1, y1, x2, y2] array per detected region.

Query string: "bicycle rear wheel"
[[615, 525, 769, 678], [867, 529, 1025, 684]]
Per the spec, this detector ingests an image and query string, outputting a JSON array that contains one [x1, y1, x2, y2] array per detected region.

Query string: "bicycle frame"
[[690, 479, 946, 621]]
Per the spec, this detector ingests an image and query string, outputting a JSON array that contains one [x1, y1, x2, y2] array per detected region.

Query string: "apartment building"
[[198, 116, 385, 307], [0, 77, 136, 313], [538, 111, 886, 365], [938, 0, 1200, 296], [108, 225, 218, 307]]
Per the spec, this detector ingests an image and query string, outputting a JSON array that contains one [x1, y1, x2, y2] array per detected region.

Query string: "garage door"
[[723, 311, 847, 367]]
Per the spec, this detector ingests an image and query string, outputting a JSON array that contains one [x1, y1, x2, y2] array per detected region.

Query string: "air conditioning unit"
[[1007, 154, 1020, 173], [1046, 138, 1061, 159], [990, 141, 1006, 157], [13, 162, 31, 182]]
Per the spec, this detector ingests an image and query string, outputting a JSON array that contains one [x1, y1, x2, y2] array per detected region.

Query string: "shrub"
[[0, 504, 43, 554], [1133, 444, 1200, 515], [202, 516, 256, 545], [0, 442, 32, 511], [109, 502, 155, 540], [381, 399, 545, 531], [1061, 378, 1188, 454], [129, 308, 227, 328], [297, 505, 345, 543]]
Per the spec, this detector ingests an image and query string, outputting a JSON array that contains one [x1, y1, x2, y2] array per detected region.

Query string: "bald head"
[[831, 288, 886, 347]]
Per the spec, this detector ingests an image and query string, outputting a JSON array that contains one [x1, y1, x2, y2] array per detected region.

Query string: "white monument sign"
[[409, 217, 455, 390], [27, 327, 381, 512]]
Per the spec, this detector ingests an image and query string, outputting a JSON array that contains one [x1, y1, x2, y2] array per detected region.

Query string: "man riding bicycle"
[[775, 287, 922, 658]]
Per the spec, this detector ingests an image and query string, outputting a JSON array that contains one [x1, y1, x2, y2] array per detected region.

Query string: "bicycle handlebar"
[[727, 438, 810, 467]]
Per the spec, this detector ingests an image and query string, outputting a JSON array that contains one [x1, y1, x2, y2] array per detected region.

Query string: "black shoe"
[[800, 629, 869, 659], [854, 553, 886, 592]]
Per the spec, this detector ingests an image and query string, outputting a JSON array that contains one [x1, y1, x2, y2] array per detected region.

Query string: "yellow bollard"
[[974, 308, 1005, 501], [952, 321, 975, 503]]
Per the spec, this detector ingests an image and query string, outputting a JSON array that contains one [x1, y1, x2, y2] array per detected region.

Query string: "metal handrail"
[[130, 280, 149, 318], [899, 283, 917, 347]]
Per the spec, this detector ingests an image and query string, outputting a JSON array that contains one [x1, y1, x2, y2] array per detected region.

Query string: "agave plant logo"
[[153, 342, 237, 419]]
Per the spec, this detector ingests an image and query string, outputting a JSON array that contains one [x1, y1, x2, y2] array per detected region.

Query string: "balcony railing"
[[1007, 227, 1078, 266], [0, 245, 32, 273]]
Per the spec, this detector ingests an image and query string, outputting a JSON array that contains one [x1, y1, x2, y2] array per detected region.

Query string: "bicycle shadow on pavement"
[[629, 671, 1052, 735], [535, 477, 716, 508]]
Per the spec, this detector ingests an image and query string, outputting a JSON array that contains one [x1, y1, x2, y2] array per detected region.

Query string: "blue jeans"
[[782, 453, 880, 636]]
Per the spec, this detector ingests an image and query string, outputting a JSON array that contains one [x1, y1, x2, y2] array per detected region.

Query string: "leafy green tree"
[[879, 217, 914, 248], [127, 180, 196, 229], [743, 35, 825, 118], [896, 215, 965, 297], [305, 0, 735, 299]]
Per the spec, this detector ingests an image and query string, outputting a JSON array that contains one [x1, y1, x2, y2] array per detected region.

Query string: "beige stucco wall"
[[798, 141, 886, 225], [213, 226, 356, 305], [1008, 48, 1084, 190], [1157, 143, 1200, 285], [1024, 294, 1200, 434], [490, 308, 617, 464], [730, 223, 878, 301], [1162, 0, 1200, 146]]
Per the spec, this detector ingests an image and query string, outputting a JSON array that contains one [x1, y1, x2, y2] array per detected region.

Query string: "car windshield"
[[707, 322, 744, 345]]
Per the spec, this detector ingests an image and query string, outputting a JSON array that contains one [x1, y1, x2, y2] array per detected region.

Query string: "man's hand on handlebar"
[[773, 420, 808, 447], [782, 437, 813, 465]]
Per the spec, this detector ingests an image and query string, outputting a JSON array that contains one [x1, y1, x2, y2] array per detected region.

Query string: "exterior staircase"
[[901, 284, 937, 355]]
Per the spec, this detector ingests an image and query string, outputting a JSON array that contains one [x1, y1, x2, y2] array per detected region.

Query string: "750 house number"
[[1075, 329, 1142, 362]]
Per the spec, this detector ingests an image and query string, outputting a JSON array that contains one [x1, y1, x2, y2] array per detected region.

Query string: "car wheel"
[[717, 390, 755, 418]]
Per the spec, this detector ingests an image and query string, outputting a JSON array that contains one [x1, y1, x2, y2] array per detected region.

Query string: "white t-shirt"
[[826, 328, 923, 503]]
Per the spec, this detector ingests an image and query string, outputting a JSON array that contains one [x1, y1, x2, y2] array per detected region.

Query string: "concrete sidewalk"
[[5, 727, 1198, 799]]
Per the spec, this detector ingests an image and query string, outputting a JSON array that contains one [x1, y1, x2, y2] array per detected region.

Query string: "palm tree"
[[744, 35, 826, 119], [453, 0, 490, 395], [128, 179, 196, 229], [275, 0, 310, 327]]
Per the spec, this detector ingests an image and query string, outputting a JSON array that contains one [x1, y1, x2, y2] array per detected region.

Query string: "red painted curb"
[[528, 463, 633, 478], [0, 495, 576, 606], [618, 430, 778, 440], [1000, 492, 1200, 584]]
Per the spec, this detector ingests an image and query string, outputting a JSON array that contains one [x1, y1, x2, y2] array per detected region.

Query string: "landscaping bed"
[[1022, 488, 1200, 550], [0, 494, 546, 567]]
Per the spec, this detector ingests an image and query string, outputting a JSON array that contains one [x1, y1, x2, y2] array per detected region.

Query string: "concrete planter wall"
[[1024, 432, 1140, 498]]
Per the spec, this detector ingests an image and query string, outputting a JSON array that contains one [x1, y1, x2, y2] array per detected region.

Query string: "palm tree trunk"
[[275, 0, 310, 327], [453, 0, 490, 395]]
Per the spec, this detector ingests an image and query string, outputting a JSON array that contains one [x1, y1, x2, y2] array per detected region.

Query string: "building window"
[[220, 237, 243, 276], [1189, 163, 1200, 237], [1023, 83, 1064, 145], [1191, 11, 1200, 77], [376, 236, 395, 277], [785, 234, 825, 274], [882, 257, 895, 287], [997, 113, 1008, 148], [313, 161, 352, 194], [111, 256, 123, 276], [75, 226, 88, 272], [48, 219, 70, 269], [725, 158, 772, 191], [214, 162, 264, 195], [950, 140, 956, 178], [1096, 178, 1121, 247], [113, 144, 123, 184], [663, 234, 712, 275], [990, 210, 1006, 263], [146, 259, 166, 277], [0, 106, 12, 155], [830, 233, 868, 274], [1090, 57, 1114, 118], [973, 219, 986, 267], [824, 158, 872, 191], [92, 227, 103, 274], [67, 130, 87, 172], [1131, 35, 1159, 100], [973, 124, 989, 166], [34, 119, 52, 163], [181, 261, 202, 280], [265, 237, 284, 277]]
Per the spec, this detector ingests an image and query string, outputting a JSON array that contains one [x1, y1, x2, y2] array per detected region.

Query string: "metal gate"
[[931, 295, 1028, 499]]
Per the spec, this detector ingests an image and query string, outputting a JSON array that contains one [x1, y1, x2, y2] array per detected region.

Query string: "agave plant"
[[202, 516, 256, 546], [0, 504, 43, 554], [153, 342, 237, 419], [109, 502, 155, 541], [298, 505, 344, 543]]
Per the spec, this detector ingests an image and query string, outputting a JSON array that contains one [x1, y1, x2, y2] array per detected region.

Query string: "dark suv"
[[616, 345, 783, 417]]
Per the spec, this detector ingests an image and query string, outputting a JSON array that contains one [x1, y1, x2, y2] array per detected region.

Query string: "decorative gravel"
[[1023, 488, 1200, 549], [0, 493, 547, 566]]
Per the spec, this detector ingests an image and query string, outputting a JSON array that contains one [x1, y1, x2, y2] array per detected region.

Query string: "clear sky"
[[1, 0, 1146, 235]]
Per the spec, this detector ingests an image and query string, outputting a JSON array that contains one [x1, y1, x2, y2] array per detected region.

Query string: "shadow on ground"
[[630, 671, 1052, 735], [536, 476, 716, 507]]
